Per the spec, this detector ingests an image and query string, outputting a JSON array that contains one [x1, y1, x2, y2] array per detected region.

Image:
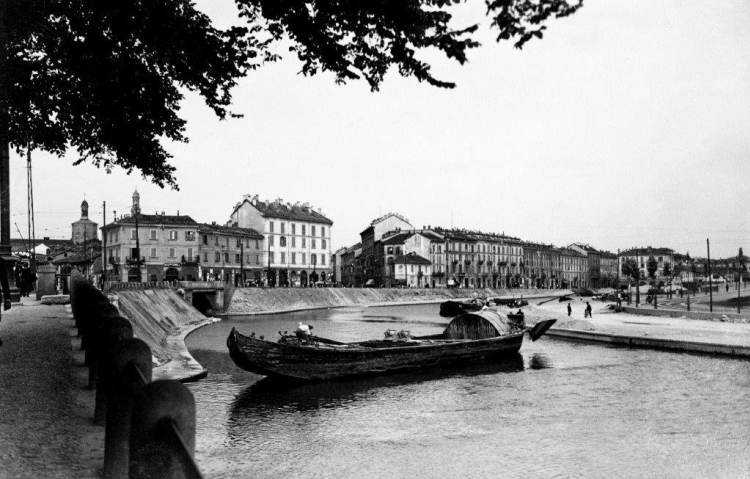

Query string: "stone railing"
[[71, 271, 203, 479]]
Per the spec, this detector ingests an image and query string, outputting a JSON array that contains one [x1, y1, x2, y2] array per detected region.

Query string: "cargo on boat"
[[439, 298, 486, 317], [227, 310, 556, 381]]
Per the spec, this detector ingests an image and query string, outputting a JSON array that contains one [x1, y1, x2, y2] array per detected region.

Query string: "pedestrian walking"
[[567, 302, 572, 317], [585, 302, 592, 318]]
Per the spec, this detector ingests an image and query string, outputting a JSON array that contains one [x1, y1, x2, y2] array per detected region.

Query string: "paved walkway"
[[0, 297, 102, 479], [530, 298, 750, 354]]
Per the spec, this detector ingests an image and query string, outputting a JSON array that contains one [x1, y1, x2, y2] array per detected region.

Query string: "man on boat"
[[296, 322, 314, 344]]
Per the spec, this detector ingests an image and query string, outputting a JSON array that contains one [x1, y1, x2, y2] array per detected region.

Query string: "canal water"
[[185, 304, 750, 479]]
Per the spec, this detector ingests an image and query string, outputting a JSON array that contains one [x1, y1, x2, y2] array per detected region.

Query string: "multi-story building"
[[102, 190, 200, 282], [569, 243, 602, 288], [619, 247, 675, 284], [434, 228, 524, 289], [359, 213, 413, 285], [559, 247, 588, 289], [376, 229, 443, 287], [600, 251, 619, 287], [340, 243, 362, 286], [523, 242, 559, 288], [332, 247, 348, 285], [393, 252, 432, 287], [230, 195, 333, 286], [197, 223, 264, 284]]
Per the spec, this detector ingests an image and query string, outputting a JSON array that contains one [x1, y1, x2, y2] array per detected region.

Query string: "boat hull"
[[227, 329, 525, 381]]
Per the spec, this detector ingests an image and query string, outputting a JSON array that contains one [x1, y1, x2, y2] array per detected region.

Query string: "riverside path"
[[0, 296, 102, 479]]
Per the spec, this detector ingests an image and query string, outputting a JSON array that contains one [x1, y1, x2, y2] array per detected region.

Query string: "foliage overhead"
[[1, 0, 583, 188]]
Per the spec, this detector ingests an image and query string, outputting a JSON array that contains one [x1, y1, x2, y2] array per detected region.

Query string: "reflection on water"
[[186, 304, 750, 479], [528, 353, 553, 370]]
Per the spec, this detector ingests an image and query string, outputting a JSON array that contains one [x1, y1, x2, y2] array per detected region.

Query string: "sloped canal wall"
[[113, 289, 216, 380], [223, 287, 564, 316]]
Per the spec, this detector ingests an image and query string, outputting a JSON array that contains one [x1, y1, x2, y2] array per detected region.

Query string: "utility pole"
[[738, 247, 742, 314], [707, 238, 713, 312], [240, 241, 244, 287], [102, 201, 106, 286]]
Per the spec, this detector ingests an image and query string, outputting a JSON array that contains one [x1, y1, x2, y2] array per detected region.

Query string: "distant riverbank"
[[221, 287, 569, 316]]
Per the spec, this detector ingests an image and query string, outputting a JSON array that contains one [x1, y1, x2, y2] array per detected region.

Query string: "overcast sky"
[[9, 0, 749, 259]]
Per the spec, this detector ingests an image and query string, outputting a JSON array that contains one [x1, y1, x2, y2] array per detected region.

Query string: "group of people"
[[567, 301, 593, 318], [15, 263, 37, 297]]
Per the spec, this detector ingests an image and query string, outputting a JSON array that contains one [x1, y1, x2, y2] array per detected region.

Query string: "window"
[[312, 239, 316, 249], [256, 254, 260, 265], [292, 224, 296, 235], [187, 248, 193, 261], [281, 252, 286, 264], [150, 230, 157, 240], [226, 237, 230, 246], [130, 229, 137, 240], [280, 237, 287, 247], [169, 248, 176, 258], [302, 238, 306, 248], [224, 252, 230, 263], [270, 252, 275, 264], [169, 230, 177, 241], [235, 254, 241, 263], [215, 252, 220, 262], [301, 253, 306, 265], [321, 226, 325, 237], [215, 235, 219, 245], [311, 253, 316, 265], [302, 225, 306, 235], [321, 254, 326, 265], [185, 231, 195, 241], [322, 239, 326, 249], [237, 238, 242, 247], [269, 221, 274, 233], [203, 235, 208, 245], [281, 223, 285, 234], [269, 236, 274, 246], [292, 252, 296, 265], [203, 252, 208, 262], [388, 247, 393, 255], [150, 248, 157, 258], [255, 240, 259, 249], [292, 237, 296, 248], [312, 225, 316, 236]]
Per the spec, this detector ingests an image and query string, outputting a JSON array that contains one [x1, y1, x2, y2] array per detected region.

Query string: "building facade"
[[230, 195, 334, 286], [197, 223, 264, 284], [559, 247, 588, 289], [102, 191, 200, 282], [619, 247, 675, 285]]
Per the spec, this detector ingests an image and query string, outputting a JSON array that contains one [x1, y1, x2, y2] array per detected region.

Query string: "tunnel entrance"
[[192, 291, 216, 316]]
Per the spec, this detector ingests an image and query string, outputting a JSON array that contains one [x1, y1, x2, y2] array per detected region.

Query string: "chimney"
[[177, 210, 179, 216]]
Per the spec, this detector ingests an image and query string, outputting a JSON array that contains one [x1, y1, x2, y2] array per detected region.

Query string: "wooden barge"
[[227, 310, 556, 381]]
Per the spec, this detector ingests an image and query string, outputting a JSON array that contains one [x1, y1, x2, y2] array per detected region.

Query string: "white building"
[[229, 195, 333, 287]]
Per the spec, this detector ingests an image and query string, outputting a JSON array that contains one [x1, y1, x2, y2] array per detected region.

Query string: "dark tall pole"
[[0, 2, 20, 302], [102, 201, 106, 284], [738, 248, 742, 314], [707, 238, 713, 312], [240, 241, 244, 287]]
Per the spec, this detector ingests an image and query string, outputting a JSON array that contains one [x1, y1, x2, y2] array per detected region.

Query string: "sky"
[[9, 0, 750, 259]]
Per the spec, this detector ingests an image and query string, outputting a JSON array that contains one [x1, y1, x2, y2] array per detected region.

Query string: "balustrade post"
[[130, 380, 199, 479], [94, 316, 134, 426], [102, 338, 152, 479]]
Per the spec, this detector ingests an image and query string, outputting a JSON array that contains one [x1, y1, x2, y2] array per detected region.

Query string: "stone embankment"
[[223, 287, 563, 315], [113, 289, 217, 381]]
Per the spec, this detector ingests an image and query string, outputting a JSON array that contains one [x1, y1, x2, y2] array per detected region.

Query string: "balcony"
[[125, 256, 146, 265]]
